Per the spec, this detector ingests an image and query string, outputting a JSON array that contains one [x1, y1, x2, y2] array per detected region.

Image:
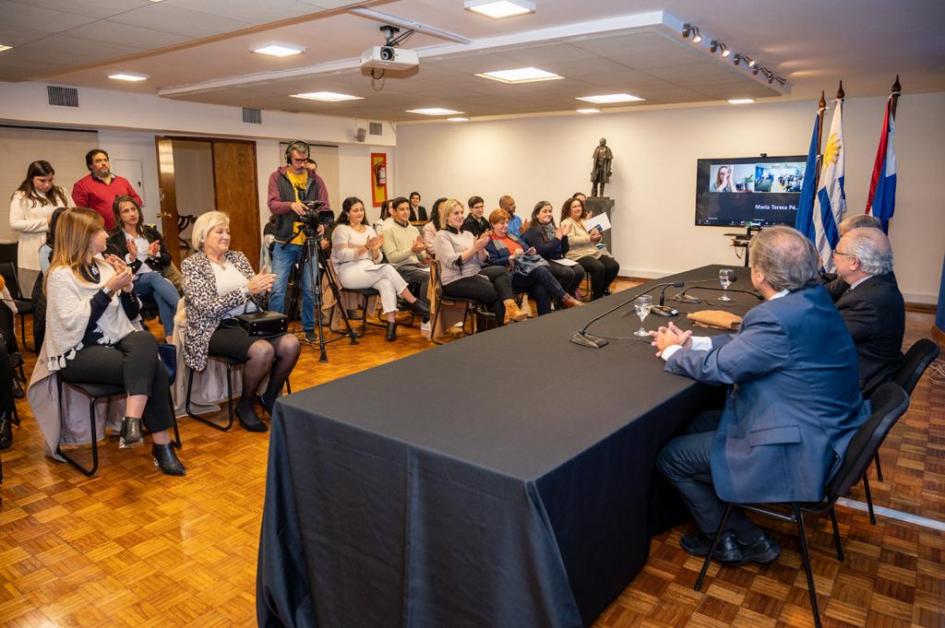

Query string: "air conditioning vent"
[[47, 85, 79, 107], [242, 107, 262, 124], [369, 122, 383, 136]]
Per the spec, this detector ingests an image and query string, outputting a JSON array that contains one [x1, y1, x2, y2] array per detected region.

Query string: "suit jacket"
[[666, 285, 869, 504], [833, 272, 905, 395]]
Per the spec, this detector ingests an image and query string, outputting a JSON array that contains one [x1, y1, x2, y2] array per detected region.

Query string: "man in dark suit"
[[652, 227, 869, 564], [831, 227, 905, 395]]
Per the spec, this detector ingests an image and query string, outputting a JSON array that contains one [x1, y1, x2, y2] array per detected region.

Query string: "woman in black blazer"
[[106, 195, 180, 342]]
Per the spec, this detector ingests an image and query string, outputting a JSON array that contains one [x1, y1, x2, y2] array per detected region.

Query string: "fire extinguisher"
[[374, 160, 387, 187]]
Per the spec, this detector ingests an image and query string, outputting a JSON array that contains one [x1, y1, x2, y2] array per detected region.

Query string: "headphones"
[[284, 140, 310, 164]]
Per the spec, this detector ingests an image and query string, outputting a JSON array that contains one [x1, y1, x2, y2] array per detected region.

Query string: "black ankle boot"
[[119, 417, 143, 449], [0, 411, 12, 451], [152, 443, 186, 476], [385, 321, 397, 341], [410, 300, 430, 317]]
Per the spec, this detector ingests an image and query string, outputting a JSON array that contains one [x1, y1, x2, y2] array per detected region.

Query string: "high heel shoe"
[[385, 321, 398, 341], [152, 444, 186, 476], [119, 417, 143, 449], [236, 402, 268, 432]]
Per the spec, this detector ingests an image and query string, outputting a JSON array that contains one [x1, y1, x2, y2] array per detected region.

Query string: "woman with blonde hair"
[[37, 207, 185, 475], [433, 198, 527, 324], [181, 211, 300, 432]]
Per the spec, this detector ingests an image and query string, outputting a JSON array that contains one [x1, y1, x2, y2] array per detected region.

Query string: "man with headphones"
[[267, 140, 332, 342]]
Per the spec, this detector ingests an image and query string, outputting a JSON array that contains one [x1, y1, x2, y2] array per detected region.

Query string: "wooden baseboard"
[[932, 323, 945, 349]]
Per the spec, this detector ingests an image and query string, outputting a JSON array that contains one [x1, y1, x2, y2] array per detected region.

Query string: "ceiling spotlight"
[[775, 77, 787, 86], [752, 66, 760, 76], [464, 0, 535, 19], [692, 30, 702, 43], [733, 54, 743, 66], [0, 44, 13, 53], [720, 44, 730, 58], [709, 40, 720, 53], [748, 58, 757, 68]]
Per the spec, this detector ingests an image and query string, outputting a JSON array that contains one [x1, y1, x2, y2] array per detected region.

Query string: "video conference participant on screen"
[[709, 165, 737, 193]]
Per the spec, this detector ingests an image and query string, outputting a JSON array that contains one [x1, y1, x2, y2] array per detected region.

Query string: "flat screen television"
[[695, 155, 807, 227]]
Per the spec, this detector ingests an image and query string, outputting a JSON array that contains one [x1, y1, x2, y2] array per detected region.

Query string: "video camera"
[[295, 199, 335, 235]]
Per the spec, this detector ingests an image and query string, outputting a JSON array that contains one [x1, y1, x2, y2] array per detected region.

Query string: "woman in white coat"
[[330, 196, 429, 341], [9, 160, 73, 295]]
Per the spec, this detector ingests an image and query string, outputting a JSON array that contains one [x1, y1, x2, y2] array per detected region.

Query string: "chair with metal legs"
[[693, 383, 910, 628], [185, 356, 291, 431]]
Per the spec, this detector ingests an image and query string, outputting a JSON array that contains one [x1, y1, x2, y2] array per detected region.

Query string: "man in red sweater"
[[72, 149, 142, 230]]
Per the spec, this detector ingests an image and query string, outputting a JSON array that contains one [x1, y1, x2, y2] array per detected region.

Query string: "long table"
[[257, 265, 757, 627]]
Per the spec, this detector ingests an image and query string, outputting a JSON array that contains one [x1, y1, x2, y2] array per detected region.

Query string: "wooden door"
[[154, 137, 182, 265], [212, 141, 260, 271]]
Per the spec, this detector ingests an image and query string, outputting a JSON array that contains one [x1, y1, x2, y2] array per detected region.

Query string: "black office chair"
[[185, 356, 291, 431], [56, 358, 183, 477], [694, 382, 910, 628], [0, 262, 34, 352], [861, 338, 940, 523]]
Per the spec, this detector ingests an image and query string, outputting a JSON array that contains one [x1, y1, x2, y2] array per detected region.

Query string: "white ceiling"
[[1, 0, 942, 122]]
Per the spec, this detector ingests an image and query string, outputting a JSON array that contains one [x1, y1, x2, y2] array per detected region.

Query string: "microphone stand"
[[570, 281, 684, 349]]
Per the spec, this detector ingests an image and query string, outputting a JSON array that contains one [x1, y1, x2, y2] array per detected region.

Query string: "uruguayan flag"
[[814, 100, 846, 271]]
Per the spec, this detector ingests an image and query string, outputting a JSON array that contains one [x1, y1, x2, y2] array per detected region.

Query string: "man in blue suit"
[[653, 227, 869, 564]]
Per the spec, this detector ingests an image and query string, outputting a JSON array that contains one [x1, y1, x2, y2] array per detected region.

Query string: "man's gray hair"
[[843, 227, 894, 275], [838, 213, 882, 236], [749, 226, 819, 292]]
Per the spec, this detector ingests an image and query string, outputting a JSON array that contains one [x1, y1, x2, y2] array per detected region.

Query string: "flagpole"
[[890, 75, 901, 118], [814, 91, 827, 192]]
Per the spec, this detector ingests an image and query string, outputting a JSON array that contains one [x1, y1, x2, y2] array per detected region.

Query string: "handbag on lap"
[[236, 296, 289, 336]]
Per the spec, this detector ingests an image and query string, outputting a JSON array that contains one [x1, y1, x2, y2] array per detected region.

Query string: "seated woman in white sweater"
[[331, 197, 429, 341], [560, 196, 620, 300]]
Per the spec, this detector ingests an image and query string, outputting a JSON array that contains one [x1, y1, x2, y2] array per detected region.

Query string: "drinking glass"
[[633, 295, 653, 337], [718, 268, 735, 301]]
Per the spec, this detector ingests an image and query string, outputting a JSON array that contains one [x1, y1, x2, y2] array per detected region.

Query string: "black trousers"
[[578, 255, 620, 299], [59, 331, 173, 433], [395, 263, 430, 306], [548, 261, 585, 296], [512, 266, 566, 315], [443, 272, 508, 325]]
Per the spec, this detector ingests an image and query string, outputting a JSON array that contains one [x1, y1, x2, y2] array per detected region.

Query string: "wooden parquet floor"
[[1, 281, 943, 627]]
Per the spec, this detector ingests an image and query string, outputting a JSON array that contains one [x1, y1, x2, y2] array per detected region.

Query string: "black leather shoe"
[[152, 444, 186, 476], [410, 300, 430, 317], [0, 411, 12, 450], [681, 531, 744, 563], [738, 533, 781, 564], [236, 404, 268, 432], [119, 417, 144, 449], [385, 321, 397, 341]]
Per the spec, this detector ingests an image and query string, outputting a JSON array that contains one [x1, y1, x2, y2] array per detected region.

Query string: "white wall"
[[0, 81, 397, 234], [395, 92, 945, 304]]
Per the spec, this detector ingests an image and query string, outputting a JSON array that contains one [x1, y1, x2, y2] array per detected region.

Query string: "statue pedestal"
[[585, 197, 615, 250]]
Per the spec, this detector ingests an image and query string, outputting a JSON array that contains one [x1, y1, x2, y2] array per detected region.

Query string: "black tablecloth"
[[257, 265, 759, 628]]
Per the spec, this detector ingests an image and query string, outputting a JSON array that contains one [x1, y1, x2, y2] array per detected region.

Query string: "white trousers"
[[336, 260, 408, 314]]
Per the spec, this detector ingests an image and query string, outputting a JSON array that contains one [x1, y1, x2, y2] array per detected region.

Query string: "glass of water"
[[718, 268, 735, 301], [633, 295, 653, 337]]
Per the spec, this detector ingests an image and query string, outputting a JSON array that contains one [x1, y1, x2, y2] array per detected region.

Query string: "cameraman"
[[267, 140, 331, 342]]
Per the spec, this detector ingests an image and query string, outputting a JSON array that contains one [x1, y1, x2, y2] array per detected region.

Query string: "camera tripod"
[[286, 223, 359, 361]]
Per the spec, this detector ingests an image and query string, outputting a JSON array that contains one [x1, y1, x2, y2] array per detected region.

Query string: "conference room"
[[1, 1, 943, 626]]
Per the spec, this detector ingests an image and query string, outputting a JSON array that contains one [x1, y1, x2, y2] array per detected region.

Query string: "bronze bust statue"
[[590, 138, 613, 197]]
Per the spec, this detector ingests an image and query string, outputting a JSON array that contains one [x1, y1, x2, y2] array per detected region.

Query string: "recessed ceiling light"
[[576, 108, 600, 114], [291, 91, 363, 102], [407, 108, 465, 116], [0, 44, 13, 53], [464, 0, 535, 19], [448, 117, 470, 122], [476, 67, 562, 84], [576, 93, 644, 104], [253, 44, 304, 58], [108, 72, 149, 82], [728, 98, 755, 105]]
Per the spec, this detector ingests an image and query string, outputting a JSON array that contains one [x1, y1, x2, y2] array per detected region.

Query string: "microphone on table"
[[571, 281, 684, 349]]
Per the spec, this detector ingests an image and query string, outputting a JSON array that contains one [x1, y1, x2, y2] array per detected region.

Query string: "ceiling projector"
[[360, 46, 419, 71]]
